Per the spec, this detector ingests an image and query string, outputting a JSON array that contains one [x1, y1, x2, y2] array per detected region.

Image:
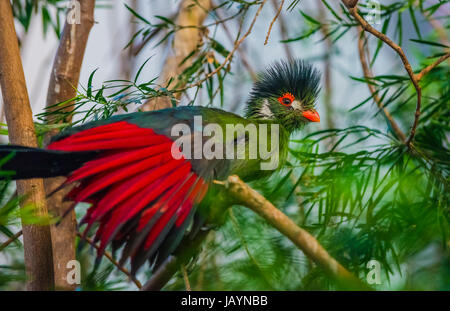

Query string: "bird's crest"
[[245, 59, 321, 132], [249, 59, 320, 109]]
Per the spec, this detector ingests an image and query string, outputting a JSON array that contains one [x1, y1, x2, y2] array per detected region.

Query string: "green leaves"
[[12, 0, 66, 38], [410, 39, 450, 49], [125, 3, 151, 24], [37, 66, 163, 125], [321, 0, 342, 22], [300, 10, 321, 25], [0, 182, 20, 246], [287, 122, 449, 284], [371, 16, 391, 66], [210, 39, 230, 58], [282, 10, 323, 43], [408, 5, 422, 40]]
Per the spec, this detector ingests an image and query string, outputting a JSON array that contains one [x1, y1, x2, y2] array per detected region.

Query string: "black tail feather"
[[0, 145, 98, 180]]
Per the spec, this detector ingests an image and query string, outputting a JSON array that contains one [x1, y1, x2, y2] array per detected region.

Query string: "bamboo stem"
[[0, 0, 54, 290], [44, 0, 96, 290]]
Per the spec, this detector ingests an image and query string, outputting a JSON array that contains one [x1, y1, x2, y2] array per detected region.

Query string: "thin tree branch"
[[342, 0, 359, 8], [357, 27, 407, 142], [0, 0, 54, 290], [181, 264, 191, 291], [343, 1, 421, 147], [131, 15, 177, 57], [426, 14, 450, 66], [76, 232, 142, 289], [264, 0, 284, 45], [217, 175, 371, 290], [0, 229, 22, 252], [414, 53, 450, 81], [141, 256, 179, 291], [271, 0, 293, 59]]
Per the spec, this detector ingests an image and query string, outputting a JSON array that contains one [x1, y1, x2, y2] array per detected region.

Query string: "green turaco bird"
[[0, 59, 320, 274]]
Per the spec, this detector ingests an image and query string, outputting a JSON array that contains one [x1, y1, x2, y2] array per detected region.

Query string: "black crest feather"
[[248, 59, 321, 109]]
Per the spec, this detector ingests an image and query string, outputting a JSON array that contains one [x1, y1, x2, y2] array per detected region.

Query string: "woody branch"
[[44, 0, 96, 290], [216, 175, 370, 290], [342, 0, 421, 146]]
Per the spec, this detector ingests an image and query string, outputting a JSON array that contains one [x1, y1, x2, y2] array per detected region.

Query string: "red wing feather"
[[66, 143, 172, 182], [48, 121, 209, 273]]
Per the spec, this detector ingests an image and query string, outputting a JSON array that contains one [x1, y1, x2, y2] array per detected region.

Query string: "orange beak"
[[302, 109, 320, 122]]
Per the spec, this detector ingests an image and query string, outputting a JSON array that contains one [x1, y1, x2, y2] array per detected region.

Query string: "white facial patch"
[[291, 99, 303, 111], [259, 99, 274, 119]]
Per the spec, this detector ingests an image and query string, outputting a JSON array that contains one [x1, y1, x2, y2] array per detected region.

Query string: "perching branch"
[[215, 175, 371, 290], [43, 0, 95, 290], [343, 1, 421, 147], [0, 0, 54, 290], [142, 173, 370, 290], [357, 27, 407, 142]]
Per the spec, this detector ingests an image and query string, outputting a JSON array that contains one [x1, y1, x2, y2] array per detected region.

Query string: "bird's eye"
[[278, 92, 295, 106]]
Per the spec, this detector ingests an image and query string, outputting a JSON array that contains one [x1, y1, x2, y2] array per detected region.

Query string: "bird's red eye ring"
[[278, 92, 295, 106]]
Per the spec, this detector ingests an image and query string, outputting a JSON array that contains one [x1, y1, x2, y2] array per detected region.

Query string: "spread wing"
[[48, 107, 251, 274], [49, 118, 211, 273]]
